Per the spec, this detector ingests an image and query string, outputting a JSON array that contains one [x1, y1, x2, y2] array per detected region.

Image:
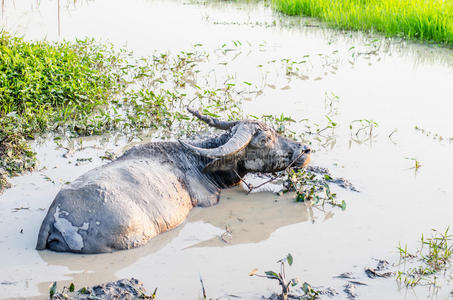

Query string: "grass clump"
[[397, 227, 453, 287], [0, 31, 124, 191], [272, 0, 453, 46]]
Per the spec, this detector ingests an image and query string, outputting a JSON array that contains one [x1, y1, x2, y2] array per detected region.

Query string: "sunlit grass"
[[272, 0, 453, 45], [397, 227, 453, 287], [0, 31, 124, 189]]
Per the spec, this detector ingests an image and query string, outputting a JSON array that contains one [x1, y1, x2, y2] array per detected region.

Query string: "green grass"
[[397, 227, 453, 287], [0, 32, 121, 135], [272, 0, 453, 46], [0, 31, 127, 190]]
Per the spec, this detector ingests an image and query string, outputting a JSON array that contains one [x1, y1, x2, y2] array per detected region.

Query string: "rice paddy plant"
[[397, 227, 453, 287], [272, 0, 453, 46]]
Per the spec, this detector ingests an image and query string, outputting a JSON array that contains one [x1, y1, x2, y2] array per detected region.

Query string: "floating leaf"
[[341, 200, 347, 210], [265, 271, 279, 278], [324, 174, 333, 180], [49, 282, 57, 298], [296, 193, 305, 202], [287, 253, 293, 266], [249, 268, 258, 276], [69, 282, 75, 292], [302, 282, 311, 294]]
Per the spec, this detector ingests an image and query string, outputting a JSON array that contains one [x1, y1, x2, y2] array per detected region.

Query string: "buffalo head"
[[180, 108, 311, 174]]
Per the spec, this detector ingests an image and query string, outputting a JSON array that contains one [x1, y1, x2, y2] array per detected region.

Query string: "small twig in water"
[[232, 168, 253, 191], [220, 225, 232, 243], [200, 276, 207, 300], [237, 149, 310, 194], [245, 174, 283, 194]]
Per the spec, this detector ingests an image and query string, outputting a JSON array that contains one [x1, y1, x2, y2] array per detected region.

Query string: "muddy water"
[[1, 0, 453, 299]]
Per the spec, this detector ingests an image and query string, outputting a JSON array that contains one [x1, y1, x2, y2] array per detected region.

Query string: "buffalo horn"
[[180, 124, 253, 158]]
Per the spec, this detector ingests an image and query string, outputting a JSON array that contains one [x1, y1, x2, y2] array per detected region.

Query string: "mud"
[[52, 278, 150, 300]]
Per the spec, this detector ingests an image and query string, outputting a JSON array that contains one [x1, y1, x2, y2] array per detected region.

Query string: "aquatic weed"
[[286, 169, 346, 210], [397, 227, 453, 287], [349, 119, 378, 145], [250, 254, 319, 300], [414, 125, 453, 143], [405, 157, 422, 171]]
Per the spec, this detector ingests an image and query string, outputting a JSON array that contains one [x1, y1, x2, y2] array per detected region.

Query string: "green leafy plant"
[[249, 254, 319, 300], [49, 282, 57, 298], [286, 169, 346, 210]]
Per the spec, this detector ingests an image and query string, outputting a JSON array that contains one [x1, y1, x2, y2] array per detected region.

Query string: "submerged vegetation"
[[272, 0, 453, 46]]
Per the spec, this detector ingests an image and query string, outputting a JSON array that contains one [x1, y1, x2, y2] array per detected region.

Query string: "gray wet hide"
[[36, 109, 311, 253]]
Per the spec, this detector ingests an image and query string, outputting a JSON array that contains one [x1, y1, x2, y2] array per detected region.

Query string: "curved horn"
[[187, 107, 238, 130], [180, 124, 253, 158]]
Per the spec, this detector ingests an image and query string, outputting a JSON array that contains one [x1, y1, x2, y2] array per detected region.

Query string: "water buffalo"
[[36, 108, 311, 253]]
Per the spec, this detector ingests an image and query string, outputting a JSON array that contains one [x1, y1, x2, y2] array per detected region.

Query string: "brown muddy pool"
[[1, 0, 453, 299]]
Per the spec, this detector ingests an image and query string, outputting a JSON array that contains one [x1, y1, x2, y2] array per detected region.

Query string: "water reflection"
[[35, 222, 184, 297], [188, 187, 312, 247]]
